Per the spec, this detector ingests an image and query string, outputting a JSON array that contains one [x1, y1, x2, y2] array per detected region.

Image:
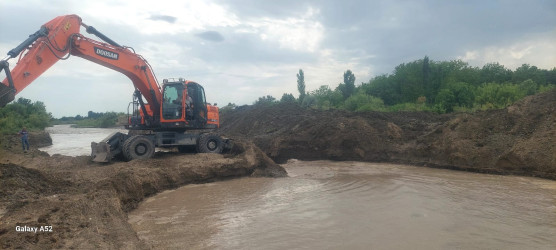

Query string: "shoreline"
[[0, 139, 286, 249]]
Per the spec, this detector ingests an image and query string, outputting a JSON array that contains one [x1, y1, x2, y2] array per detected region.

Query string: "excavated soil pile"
[[0, 90, 553, 248], [0, 137, 286, 249], [220, 89, 556, 179]]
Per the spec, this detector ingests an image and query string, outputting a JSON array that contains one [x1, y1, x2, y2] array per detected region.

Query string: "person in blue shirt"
[[18, 127, 30, 152]]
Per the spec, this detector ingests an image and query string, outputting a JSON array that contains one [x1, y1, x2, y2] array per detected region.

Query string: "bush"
[[71, 112, 122, 128], [0, 98, 52, 134], [388, 102, 432, 112], [219, 103, 237, 114], [435, 89, 457, 113], [301, 95, 316, 108], [310, 85, 344, 109], [280, 93, 296, 103], [343, 91, 385, 111], [475, 83, 525, 109], [518, 79, 537, 95], [253, 95, 277, 106]]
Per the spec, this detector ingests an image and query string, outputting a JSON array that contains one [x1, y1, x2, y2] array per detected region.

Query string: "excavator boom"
[[0, 14, 162, 120]]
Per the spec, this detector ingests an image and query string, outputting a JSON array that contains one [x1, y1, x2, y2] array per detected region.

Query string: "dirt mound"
[[220, 89, 556, 179], [0, 139, 285, 249], [1, 131, 52, 153], [220, 103, 451, 163], [0, 164, 66, 205]]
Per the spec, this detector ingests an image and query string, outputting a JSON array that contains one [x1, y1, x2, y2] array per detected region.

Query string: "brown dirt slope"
[[0, 139, 286, 249], [220, 89, 556, 179]]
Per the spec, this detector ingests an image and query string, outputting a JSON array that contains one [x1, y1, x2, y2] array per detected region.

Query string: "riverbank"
[[0, 89, 554, 248], [0, 137, 286, 249], [220, 89, 556, 179]]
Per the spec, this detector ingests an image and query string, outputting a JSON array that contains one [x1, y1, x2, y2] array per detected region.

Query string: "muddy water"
[[129, 160, 556, 250], [40, 124, 126, 156]]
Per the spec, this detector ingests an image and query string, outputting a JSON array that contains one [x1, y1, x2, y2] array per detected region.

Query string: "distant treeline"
[[53, 111, 125, 128], [0, 98, 126, 133], [233, 57, 555, 113], [0, 98, 52, 134], [3, 57, 555, 133]]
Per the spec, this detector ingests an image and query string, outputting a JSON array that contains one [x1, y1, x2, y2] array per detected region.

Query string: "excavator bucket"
[[91, 132, 126, 163], [0, 59, 16, 107], [91, 141, 111, 163], [0, 83, 15, 107]]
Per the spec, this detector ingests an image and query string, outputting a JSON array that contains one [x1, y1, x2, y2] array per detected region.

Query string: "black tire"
[[123, 135, 155, 161], [197, 134, 223, 153]]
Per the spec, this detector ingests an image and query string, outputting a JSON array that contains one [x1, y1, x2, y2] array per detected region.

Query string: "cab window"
[[198, 86, 206, 105], [164, 85, 179, 103], [162, 84, 183, 120]]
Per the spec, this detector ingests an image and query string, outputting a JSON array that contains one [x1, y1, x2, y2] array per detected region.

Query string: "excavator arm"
[[0, 14, 162, 121]]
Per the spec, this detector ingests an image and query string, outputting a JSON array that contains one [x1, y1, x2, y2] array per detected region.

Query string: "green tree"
[[301, 94, 316, 108], [99, 112, 118, 128], [310, 85, 343, 109], [254, 95, 277, 106], [447, 82, 475, 108], [435, 89, 456, 113], [480, 62, 512, 83], [393, 61, 425, 103], [280, 93, 296, 103], [363, 75, 401, 105], [297, 69, 306, 102], [0, 97, 52, 134], [219, 102, 237, 114], [518, 79, 537, 96], [513, 64, 541, 83], [423, 56, 433, 101], [547, 67, 556, 85], [341, 69, 356, 99]]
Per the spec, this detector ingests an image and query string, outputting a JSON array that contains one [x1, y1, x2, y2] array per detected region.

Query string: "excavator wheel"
[[122, 135, 155, 161], [197, 133, 223, 153]]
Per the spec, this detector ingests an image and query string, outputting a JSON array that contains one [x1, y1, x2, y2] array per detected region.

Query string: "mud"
[[0, 135, 286, 249], [0, 90, 554, 248], [220, 89, 556, 179]]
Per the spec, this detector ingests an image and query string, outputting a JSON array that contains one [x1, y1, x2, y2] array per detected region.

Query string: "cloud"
[[195, 31, 225, 42], [458, 32, 556, 70], [250, 7, 324, 53], [1, 0, 555, 117], [148, 15, 177, 24]]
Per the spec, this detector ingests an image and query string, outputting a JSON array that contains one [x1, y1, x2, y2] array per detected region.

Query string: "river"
[[40, 126, 556, 249], [129, 160, 556, 250], [40, 124, 127, 156]]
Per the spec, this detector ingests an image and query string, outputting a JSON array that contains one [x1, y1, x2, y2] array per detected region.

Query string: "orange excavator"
[[0, 14, 229, 162]]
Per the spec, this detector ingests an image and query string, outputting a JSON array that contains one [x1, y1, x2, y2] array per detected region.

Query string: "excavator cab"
[[159, 78, 208, 130]]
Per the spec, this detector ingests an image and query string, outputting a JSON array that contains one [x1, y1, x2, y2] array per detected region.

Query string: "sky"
[[1, 0, 555, 118]]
